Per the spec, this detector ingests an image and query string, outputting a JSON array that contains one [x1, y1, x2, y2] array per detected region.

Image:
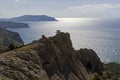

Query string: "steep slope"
[[0, 28, 24, 52], [0, 31, 104, 80], [76, 49, 104, 73]]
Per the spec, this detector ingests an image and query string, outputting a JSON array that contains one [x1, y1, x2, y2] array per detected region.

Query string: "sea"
[[7, 18, 120, 63]]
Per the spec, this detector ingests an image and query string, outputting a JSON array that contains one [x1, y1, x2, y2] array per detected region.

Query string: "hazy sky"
[[1, 0, 120, 18]]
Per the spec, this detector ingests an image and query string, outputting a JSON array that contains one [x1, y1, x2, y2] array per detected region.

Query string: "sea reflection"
[[7, 18, 120, 63]]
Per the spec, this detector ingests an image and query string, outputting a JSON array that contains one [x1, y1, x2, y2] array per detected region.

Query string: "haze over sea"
[[7, 18, 120, 63]]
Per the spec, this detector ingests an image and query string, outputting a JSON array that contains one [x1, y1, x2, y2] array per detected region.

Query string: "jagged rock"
[[0, 50, 49, 80], [0, 31, 104, 80], [76, 49, 104, 73], [32, 32, 90, 80]]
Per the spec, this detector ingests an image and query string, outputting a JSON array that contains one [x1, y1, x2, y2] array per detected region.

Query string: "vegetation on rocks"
[[0, 31, 119, 80], [0, 27, 24, 53]]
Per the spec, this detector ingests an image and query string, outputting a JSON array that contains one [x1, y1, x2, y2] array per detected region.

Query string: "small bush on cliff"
[[8, 43, 15, 50]]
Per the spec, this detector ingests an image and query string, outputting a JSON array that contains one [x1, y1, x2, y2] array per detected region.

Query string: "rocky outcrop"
[[0, 31, 104, 80], [0, 28, 24, 45], [0, 28, 24, 53], [76, 49, 104, 73], [32, 32, 90, 80]]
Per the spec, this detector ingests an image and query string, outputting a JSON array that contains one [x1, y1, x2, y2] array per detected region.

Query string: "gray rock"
[[76, 49, 104, 73], [0, 31, 104, 80]]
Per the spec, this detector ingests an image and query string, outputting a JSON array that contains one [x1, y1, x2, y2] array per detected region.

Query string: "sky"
[[0, 0, 120, 18]]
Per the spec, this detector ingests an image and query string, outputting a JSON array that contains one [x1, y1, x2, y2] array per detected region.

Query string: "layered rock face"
[[0, 28, 24, 53], [0, 28, 24, 45], [0, 32, 104, 80]]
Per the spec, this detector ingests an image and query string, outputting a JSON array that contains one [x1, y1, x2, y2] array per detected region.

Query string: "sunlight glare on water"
[[7, 18, 120, 63]]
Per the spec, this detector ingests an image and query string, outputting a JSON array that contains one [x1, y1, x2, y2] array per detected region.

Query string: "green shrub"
[[8, 43, 15, 50]]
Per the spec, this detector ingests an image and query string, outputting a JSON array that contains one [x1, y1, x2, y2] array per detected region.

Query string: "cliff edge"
[[0, 31, 104, 80], [0, 28, 24, 53]]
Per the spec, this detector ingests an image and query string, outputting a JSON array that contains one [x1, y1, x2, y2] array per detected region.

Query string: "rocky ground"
[[0, 31, 119, 80]]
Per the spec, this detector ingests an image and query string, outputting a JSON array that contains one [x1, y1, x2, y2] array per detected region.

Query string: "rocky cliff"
[[0, 32, 104, 80], [0, 28, 24, 52], [76, 49, 104, 73]]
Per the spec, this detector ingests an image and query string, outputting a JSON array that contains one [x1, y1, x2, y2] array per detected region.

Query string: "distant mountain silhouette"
[[0, 15, 57, 22]]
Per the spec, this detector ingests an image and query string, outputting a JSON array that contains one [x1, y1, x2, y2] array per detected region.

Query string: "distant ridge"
[[0, 21, 29, 28], [0, 15, 57, 22]]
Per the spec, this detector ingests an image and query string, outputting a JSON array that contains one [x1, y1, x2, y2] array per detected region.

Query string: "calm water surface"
[[7, 18, 120, 63]]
